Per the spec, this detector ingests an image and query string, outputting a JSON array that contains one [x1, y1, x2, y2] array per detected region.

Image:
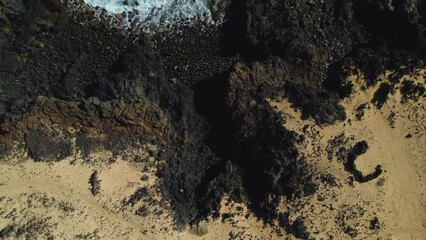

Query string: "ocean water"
[[65, 0, 223, 33]]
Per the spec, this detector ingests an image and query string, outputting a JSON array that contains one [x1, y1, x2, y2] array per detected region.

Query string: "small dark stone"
[[317, 195, 326, 201], [370, 217, 381, 230], [125, 187, 149, 206], [320, 174, 338, 187], [135, 206, 149, 217], [222, 213, 232, 222], [0, 225, 15, 238], [134, 155, 145, 163], [89, 170, 101, 196], [355, 103, 369, 120], [344, 226, 358, 237]]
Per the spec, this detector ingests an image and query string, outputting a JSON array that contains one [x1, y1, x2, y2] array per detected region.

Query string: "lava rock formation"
[[0, 0, 425, 234]]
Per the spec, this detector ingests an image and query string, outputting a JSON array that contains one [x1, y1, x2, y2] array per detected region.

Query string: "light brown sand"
[[269, 69, 426, 239], [0, 149, 274, 239]]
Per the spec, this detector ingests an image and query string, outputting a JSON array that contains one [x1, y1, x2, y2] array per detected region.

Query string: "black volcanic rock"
[[25, 127, 72, 162], [0, 0, 425, 233], [346, 141, 383, 183]]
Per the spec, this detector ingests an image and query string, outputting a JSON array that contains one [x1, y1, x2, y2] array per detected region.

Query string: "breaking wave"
[[64, 0, 225, 33]]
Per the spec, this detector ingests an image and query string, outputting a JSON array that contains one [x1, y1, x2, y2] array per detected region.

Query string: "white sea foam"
[[64, 0, 223, 33]]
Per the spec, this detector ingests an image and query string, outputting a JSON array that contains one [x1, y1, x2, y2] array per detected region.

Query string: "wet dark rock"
[[153, 27, 235, 86]]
